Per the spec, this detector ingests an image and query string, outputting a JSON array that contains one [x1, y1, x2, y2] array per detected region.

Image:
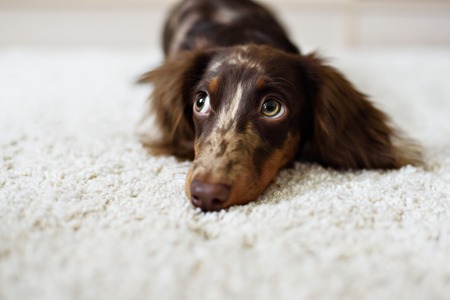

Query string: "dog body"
[[162, 0, 299, 56], [139, 0, 421, 211]]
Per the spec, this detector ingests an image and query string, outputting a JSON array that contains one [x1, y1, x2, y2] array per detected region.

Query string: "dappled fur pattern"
[[139, 0, 422, 211]]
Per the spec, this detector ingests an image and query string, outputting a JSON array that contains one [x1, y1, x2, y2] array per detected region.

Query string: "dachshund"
[[138, 0, 422, 212]]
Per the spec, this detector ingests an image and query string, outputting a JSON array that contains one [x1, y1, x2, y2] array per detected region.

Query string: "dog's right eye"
[[261, 98, 285, 119], [194, 92, 211, 115]]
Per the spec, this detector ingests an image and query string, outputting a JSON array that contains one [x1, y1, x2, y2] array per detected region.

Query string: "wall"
[[1, 0, 450, 49]]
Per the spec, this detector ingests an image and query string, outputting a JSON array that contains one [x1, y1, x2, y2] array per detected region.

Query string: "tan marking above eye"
[[256, 78, 267, 90], [208, 78, 220, 94]]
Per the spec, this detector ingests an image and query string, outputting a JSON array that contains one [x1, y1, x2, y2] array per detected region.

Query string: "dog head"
[[139, 45, 421, 211]]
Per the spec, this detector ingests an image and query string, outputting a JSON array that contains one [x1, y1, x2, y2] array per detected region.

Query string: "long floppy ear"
[[299, 53, 422, 169], [137, 50, 214, 159]]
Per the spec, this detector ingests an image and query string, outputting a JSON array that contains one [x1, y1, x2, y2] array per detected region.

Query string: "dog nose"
[[190, 180, 231, 212]]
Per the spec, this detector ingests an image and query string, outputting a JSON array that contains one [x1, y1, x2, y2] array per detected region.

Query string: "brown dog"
[[138, 0, 421, 211]]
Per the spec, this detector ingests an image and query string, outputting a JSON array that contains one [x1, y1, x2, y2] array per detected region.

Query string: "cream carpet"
[[1, 47, 449, 300]]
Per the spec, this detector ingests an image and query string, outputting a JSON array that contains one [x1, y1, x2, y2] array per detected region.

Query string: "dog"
[[138, 0, 421, 212]]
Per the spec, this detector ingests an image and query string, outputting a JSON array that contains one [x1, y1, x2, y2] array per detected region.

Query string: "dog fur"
[[138, 0, 422, 211]]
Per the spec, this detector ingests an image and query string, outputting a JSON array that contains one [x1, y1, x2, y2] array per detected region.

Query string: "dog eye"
[[194, 92, 211, 115], [261, 99, 285, 118]]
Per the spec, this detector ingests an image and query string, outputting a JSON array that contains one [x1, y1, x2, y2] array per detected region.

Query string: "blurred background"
[[1, 0, 450, 50]]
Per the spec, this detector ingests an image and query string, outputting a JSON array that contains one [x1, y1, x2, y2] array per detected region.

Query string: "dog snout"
[[190, 179, 231, 212]]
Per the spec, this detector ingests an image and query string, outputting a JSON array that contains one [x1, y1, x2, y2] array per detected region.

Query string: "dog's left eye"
[[261, 99, 285, 118], [194, 92, 211, 115]]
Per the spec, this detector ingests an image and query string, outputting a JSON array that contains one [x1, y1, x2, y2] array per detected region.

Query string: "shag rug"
[[1, 47, 449, 300]]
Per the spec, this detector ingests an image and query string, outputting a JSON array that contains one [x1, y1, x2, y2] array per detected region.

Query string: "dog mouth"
[[185, 154, 281, 212], [185, 132, 301, 212]]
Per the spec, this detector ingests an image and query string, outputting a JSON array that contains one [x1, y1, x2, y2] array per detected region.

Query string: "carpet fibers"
[[1, 48, 450, 300]]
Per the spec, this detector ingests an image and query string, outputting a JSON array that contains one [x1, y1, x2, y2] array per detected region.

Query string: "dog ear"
[[137, 50, 214, 159], [298, 53, 422, 169]]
